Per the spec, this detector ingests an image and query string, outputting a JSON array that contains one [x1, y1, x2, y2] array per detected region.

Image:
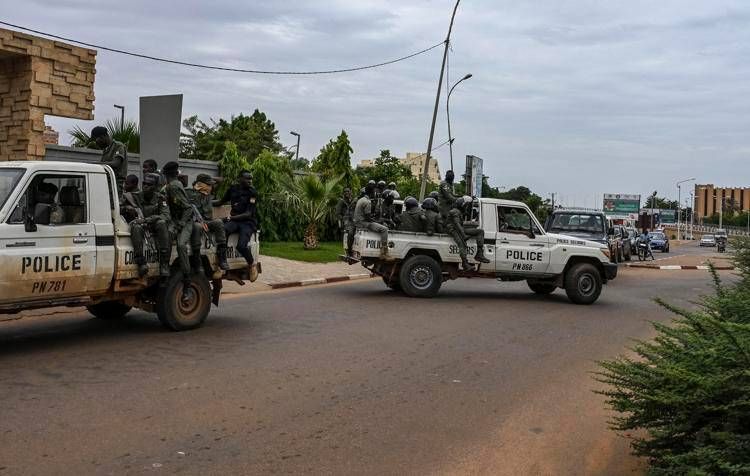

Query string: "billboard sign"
[[603, 194, 641, 216], [659, 209, 676, 224], [464, 155, 484, 198]]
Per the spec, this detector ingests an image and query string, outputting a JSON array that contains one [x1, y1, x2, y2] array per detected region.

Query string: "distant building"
[[42, 125, 59, 145], [357, 152, 441, 183], [694, 184, 750, 218]]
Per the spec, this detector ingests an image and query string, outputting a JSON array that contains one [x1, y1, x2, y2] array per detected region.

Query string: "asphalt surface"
[[0, 253, 729, 475]]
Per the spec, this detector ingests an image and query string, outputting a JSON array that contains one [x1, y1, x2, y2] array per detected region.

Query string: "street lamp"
[[289, 131, 300, 163], [114, 104, 125, 128], [446, 73, 472, 174], [676, 178, 695, 240], [420, 0, 462, 201]]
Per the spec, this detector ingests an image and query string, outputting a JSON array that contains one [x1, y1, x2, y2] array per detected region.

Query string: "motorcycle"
[[717, 237, 727, 253], [637, 238, 654, 261]]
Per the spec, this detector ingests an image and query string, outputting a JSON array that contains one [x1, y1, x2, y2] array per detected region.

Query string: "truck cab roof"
[[0, 161, 110, 174]]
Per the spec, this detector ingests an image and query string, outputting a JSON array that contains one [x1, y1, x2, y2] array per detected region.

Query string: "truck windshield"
[[0, 168, 24, 211], [548, 213, 604, 234]]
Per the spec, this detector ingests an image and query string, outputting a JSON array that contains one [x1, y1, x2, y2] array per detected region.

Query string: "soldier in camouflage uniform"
[[162, 161, 196, 291], [445, 196, 491, 271], [421, 197, 443, 236], [123, 173, 171, 278], [187, 174, 230, 271], [379, 190, 400, 229], [91, 126, 128, 198], [397, 196, 426, 232], [335, 187, 356, 257], [354, 181, 388, 257]]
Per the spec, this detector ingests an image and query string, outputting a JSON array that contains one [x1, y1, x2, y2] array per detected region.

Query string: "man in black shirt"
[[214, 170, 258, 267]]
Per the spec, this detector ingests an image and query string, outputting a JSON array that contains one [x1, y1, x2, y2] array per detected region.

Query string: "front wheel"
[[527, 280, 556, 295], [564, 263, 602, 305], [156, 270, 212, 331], [87, 301, 132, 319], [398, 255, 442, 298]]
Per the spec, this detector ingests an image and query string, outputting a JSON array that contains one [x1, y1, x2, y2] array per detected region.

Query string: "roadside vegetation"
[[260, 241, 342, 263], [597, 237, 750, 475]]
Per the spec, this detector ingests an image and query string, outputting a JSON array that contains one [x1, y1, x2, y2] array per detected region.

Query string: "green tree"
[[312, 130, 355, 187], [70, 119, 140, 153], [180, 109, 282, 163], [248, 149, 302, 242], [216, 141, 250, 198], [276, 174, 342, 249]]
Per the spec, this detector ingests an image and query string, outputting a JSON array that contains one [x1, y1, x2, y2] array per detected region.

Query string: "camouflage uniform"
[[125, 175, 171, 277], [398, 208, 427, 233], [186, 174, 229, 270], [336, 194, 356, 256], [424, 209, 444, 236], [354, 195, 388, 256], [165, 175, 195, 278], [100, 140, 128, 198]]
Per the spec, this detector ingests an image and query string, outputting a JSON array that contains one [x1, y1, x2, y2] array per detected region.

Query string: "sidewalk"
[[626, 251, 734, 270], [221, 254, 372, 295]]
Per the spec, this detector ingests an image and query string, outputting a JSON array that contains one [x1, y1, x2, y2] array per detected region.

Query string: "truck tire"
[[87, 301, 132, 319], [399, 255, 442, 298], [527, 280, 556, 295], [564, 263, 602, 305], [156, 270, 212, 331], [382, 275, 402, 292]]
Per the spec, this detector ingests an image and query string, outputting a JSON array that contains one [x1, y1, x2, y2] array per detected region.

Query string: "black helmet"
[[377, 180, 386, 189], [387, 182, 396, 190], [367, 180, 376, 187], [365, 181, 376, 194], [422, 197, 438, 211], [428, 191, 439, 200], [404, 196, 418, 210]]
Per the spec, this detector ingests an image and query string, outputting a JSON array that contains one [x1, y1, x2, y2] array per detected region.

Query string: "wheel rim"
[[175, 282, 202, 323], [409, 265, 434, 290], [577, 273, 595, 296]]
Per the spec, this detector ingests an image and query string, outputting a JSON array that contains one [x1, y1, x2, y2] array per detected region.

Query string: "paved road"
[[0, 260, 726, 475]]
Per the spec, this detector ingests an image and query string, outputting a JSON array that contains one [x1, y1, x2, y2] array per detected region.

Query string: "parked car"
[[700, 234, 716, 247], [613, 226, 631, 261], [544, 210, 617, 262], [648, 231, 670, 252]]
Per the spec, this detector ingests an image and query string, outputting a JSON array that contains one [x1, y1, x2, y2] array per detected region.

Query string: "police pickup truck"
[[345, 198, 617, 304], [0, 161, 260, 330]]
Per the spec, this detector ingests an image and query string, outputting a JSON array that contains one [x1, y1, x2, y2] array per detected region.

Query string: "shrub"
[[596, 237, 750, 475]]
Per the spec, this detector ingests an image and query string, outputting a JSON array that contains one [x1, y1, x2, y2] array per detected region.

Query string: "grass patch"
[[260, 241, 342, 263]]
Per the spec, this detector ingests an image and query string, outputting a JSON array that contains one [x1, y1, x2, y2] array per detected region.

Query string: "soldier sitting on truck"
[[187, 174, 230, 271], [162, 161, 196, 293], [379, 190, 400, 229], [397, 196, 426, 233], [455, 196, 491, 264], [123, 173, 171, 278], [354, 181, 389, 257], [91, 126, 127, 198], [421, 197, 443, 236], [214, 170, 258, 268]]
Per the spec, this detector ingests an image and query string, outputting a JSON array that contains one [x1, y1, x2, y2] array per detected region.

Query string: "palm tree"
[[276, 174, 342, 249], [69, 118, 140, 153]]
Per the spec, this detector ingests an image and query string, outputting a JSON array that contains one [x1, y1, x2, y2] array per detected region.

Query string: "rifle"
[[124, 192, 154, 253], [191, 203, 214, 249]]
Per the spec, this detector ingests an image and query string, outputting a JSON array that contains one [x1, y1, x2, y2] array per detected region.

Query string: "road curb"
[[268, 273, 374, 289], [626, 264, 735, 270]]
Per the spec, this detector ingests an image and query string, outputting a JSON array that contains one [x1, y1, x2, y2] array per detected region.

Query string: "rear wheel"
[[564, 263, 602, 305], [399, 255, 442, 298], [156, 270, 212, 331], [87, 301, 132, 319], [527, 280, 556, 295]]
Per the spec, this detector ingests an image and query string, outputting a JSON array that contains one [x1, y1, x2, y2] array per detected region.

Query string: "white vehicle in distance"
[[700, 234, 716, 247]]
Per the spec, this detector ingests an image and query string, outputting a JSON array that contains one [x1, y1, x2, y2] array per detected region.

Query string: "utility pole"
[[114, 104, 125, 128], [290, 131, 300, 163], [419, 0, 462, 201], [447, 73, 472, 174], [676, 178, 695, 240]]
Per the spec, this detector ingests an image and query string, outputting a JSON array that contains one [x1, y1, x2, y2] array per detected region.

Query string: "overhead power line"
[[0, 20, 444, 75]]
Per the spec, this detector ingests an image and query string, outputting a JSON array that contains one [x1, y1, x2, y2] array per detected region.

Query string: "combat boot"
[[190, 249, 203, 275], [474, 250, 491, 264], [134, 255, 148, 277], [217, 244, 230, 271], [461, 256, 476, 272], [158, 249, 171, 278]]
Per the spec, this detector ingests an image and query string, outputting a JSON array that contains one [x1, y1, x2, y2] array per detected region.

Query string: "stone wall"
[[0, 28, 96, 161]]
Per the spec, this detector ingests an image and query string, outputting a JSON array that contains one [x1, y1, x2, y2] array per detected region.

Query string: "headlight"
[[600, 248, 610, 259]]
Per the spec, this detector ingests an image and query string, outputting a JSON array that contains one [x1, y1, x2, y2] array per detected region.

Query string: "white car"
[[700, 234, 716, 247], [345, 198, 617, 304]]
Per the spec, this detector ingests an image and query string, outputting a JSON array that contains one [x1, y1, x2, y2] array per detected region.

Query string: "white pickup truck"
[[345, 198, 617, 304], [0, 161, 260, 330]]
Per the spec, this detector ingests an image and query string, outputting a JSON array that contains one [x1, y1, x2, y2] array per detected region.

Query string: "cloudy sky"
[[6, 0, 750, 207]]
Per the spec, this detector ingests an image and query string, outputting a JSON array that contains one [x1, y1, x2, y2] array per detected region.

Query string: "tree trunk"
[[303, 223, 319, 249]]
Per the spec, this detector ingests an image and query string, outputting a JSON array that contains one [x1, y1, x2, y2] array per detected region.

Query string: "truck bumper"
[[603, 262, 618, 281]]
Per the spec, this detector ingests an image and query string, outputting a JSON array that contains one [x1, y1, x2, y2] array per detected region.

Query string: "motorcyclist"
[[638, 228, 654, 260]]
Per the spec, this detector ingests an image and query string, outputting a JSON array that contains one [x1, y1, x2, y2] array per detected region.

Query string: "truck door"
[[0, 172, 97, 305], [495, 205, 551, 275]]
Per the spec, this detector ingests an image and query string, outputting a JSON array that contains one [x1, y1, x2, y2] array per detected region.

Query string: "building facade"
[[694, 184, 750, 218], [0, 27, 96, 161], [357, 152, 441, 183]]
